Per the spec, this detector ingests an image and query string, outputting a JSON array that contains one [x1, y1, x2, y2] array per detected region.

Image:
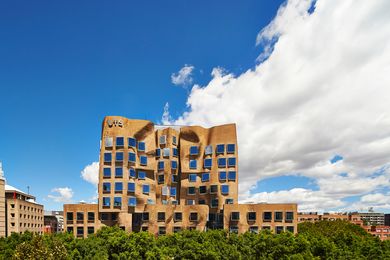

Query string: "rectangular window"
[[231, 212, 240, 221], [158, 161, 164, 170], [211, 199, 218, 208], [103, 197, 110, 207], [249, 226, 258, 233], [199, 186, 207, 194], [187, 187, 196, 195], [286, 226, 294, 233], [171, 160, 178, 169], [158, 227, 166, 235], [218, 158, 226, 168], [228, 157, 236, 167], [114, 197, 122, 207], [219, 171, 227, 181], [202, 173, 210, 182], [189, 160, 197, 169], [225, 198, 234, 204], [187, 199, 195, 205], [204, 158, 212, 168], [172, 136, 177, 145], [174, 212, 182, 221], [173, 226, 181, 233], [163, 148, 170, 157], [140, 155, 147, 166], [158, 212, 165, 221], [276, 226, 284, 234], [172, 175, 178, 183], [263, 212, 272, 222], [190, 212, 198, 221], [104, 153, 112, 163], [275, 212, 283, 222], [221, 184, 229, 195], [128, 197, 136, 207], [66, 212, 73, 221], [115, 182, 123, 192], [128, 152, 136, 163], [229, 226, 238, 233], [103, 182, 111, 192], [138, 141, 145, 152], [170, 187, 177, 197], [210, 185, 218, 194], [190, 146, 199, 155], [158, 174, 165, 184], [88, 227, 94, 234], [105, 137, 113, 148], [172, 200, 178, 205], [216, 144, 225, 154], [205, 145, 213, 155], [142, 184, 150, 194], [116, 152, 123, 162], [142, 212, 149, 221], [138, 171, 146, 180], [227, 144, 235, 154], [77, 227, 84, 236], [189, 174, 197, 182], [103, 168, 111, 178], [228, 171, 236, 181], [209, 213, 216, 222], [88, 212, 95, 221], [286, 212, 294, 222], [116, 137, 124, 147], [128, 137, 136, 148], [128, 182, 135, 192], [162, 186, 169, 196], [129, 168, 136, 178], [155, 148, 161, 157], [115, 167, 123, 178], [248, 212, 256, 221], [173, 148, 178, 157], [101, 213, 109, 220], [159, 135, 166, 145], [198, 199, 206, 205]]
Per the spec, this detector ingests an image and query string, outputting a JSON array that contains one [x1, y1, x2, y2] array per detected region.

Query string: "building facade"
[[64, 116, 297, 237], [44, 211, 64, 234], [0, 163, 5, 237], [350, 212, 385, 226]]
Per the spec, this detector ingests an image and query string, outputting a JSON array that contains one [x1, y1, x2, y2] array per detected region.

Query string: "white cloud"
[[169, 0, 390, 211], [48, 187, 74, 203], [171, 64, 195, 86], [81, 161, 99, 186]]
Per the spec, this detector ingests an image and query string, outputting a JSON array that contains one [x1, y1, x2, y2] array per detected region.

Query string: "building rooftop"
[[5, 184, 36, 201]]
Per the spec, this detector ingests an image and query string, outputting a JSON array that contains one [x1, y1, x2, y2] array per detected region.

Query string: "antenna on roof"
[[27, 186, 30, 195], [0, 161, 4, 180]]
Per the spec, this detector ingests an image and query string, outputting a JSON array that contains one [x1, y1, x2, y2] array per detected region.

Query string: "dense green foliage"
[[1, 221, 390, 259]]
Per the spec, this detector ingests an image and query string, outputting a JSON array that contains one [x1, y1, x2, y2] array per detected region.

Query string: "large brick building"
[[64, 116, 297, 237]]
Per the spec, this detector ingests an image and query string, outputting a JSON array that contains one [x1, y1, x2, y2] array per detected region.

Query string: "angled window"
[[115, 167, 123, 178], [211, 198, 218, 208], [142, 184, 150, 194], [128, 137, 136, 148], [275, 212, 283, 222], [171, 160, 178, 169], [115, 182, 123, 192], [140, 155, 147, 166], [142, 212, 149, 221], [263, 212, 272, 222], [114, 197, 122, 207], [162, 199, 168, 205], [210, 185, 218, 194], [204, 158, 212, 168], [155, 148, 161, 157], [172, 174, 178, 183], [187, 186, 196, 195], [221, 184, 229, 195], [158, 161, 164, 170], [189, 146, 199, 155], [172, 200, 178, 205], [105, 137, 113, 148], [170, 187, 177, 197], [216, 144, 225, 154], [189, 174, 197, 182], [228, 157, 236, 167], [115, 152, 123, 162], [219, 171, 227, 181], [158, 174, 165, 184], [103, 168, 111, 178], [231, 212, 240, 221], [189, 160, 197, 169], [228, 171, 236, 181], [173, 148, 178, 157], [128, 197, 136, 207], [227, 144, 235, 154], [249, 226, 259, 234], [138, 141, 146, 152], [159, 135, 167, 145], [198, 199, 206, 205], [102, 197, 110, 207], [103, 182, 111, 192], [116, 137, 124, 147], [127, 182, 135, 192], [162, 186, 169, 196], [129, 168, 136, 178], [172, 136, 177, 145], [128, 152, 136, 163], [147, 198, 154, 204], [104, 153, 112, 163], [202, 173, 210, 182], [218, 158, 226, 168], [248, 212, 256, 221], [187, 199, 195, 205], [138, 171, 146, 180], [190, 212, 198, 221], [163, 148, 170, 157], [205, 145, 213, 155], [225, 198, 234, 204], [158, 212, 165, 221], [199, 186, 207, 194], [286, 212, 294, 223]]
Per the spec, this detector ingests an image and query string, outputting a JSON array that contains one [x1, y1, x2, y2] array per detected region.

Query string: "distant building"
[[65, 116, 298, 238], [0, 163, 5, 237], [44, 211, 64, 234], [298, 212, 348, 222], [350, 212, 385, 226], [385, 214, 390, 226]]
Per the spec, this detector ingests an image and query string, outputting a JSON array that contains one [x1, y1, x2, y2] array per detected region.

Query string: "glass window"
[[208, 213, 216, 222], [276, 226, 284, 234], [116, 152, 123, 162], [204, 158, 212, 168], [172, 200, 178, 205], [275, 212, 283, 222], [231, 212, 240, 221], [228, 157, 236, 167], [171, 160, 177, 169], [155, 148, 161, 157], [128, 137, 136, 148], [143, 184, 150, 194], [158, 174, 165, 184], [218, 158, 226, 168], [105, 137, 113, 148], [140, 155, 147, 166], [138, 141, 145, 151], [228, 171, 236, 181], [129, 168, 136, 178], [172, 175, 178, 183], [211, 199, 218, 208], [199, 186, 207, 194], [202, 173, 210, 182], [249, 226, 258, 233], [142, 212, 149, 221], [111, 214, 117, 221], [128, 182, 135, 192], [187, 187, 196, 195], [158, 227, 166, 235], [103, 182, 111, 192], [174, 212, 182, 221], [170, 187, 177, 197], [205, 145, 213, 155], [77, 227, 84, 236], [115, 167, 123, 177], [173, 227, 181, 233], [102, 197, 110, 207], [189, 160, 197, 169], [219, 171, 227, 181], [263, 212, 272, 221], [190, 146, 199, 155], [221, 185, 229, 195], [128, 197, 136, 207], [162, 186, 169, 196], [172, 136, 177, 145], [158, 212, 165, 221], [101, 213, 109, 220], [216, 144, 225, 154], [163, 148, 170, 157], [103, 168, 111, 178], [158, 161, 164, 170], [227, 144, 235, 154], [147, 198, 154, 205], [225, 198, 234, 204], [189, 174, 197, 182], [159, 135, 166, 145], [286, 212, 294, 222], [114, 197, 122, 207], [198, 199, 206, 205], [104, 153, 112, 163], [88, 227, 94, 234], [138, 171, 146, 180], [116, 137, 124, 147], [66, 212, 73, 221], [190, 212, 198, 221], [286, 226, 295, 233], [162, 199, 168, 205], [115, 182, 123, 192], [187, 199, 195, 205], [210, 185, 218, 194], [248, 212, 256, 221], [128, 152, 136, 163], [173, 148, 178, 157]]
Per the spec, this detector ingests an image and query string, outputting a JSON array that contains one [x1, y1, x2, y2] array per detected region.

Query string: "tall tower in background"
[[0, 162, 6, 237]]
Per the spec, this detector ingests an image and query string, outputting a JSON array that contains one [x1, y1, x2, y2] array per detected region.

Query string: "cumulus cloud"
[[171, 64, 195, 86], [81, 161, 99, 186], [48, 187, 74, 203], [169, 0, 390, 211]]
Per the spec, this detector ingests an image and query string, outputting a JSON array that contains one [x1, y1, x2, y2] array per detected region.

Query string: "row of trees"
[[1, 221, 390, 259]]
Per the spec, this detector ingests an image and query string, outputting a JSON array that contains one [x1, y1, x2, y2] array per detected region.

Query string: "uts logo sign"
[[107, 119, 123, 128]]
